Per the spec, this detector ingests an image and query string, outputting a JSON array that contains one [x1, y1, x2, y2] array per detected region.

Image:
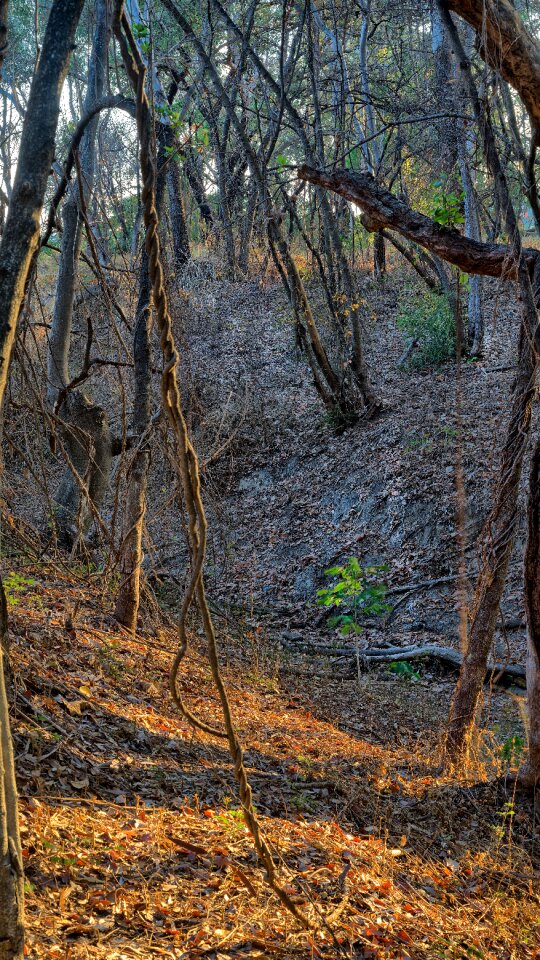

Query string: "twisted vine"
[[113, 3, 310, 930]]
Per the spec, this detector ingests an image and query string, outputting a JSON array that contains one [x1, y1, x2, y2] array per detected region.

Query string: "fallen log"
[[280, 641, 526, 686]]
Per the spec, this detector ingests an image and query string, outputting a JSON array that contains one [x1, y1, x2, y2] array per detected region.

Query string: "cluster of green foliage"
[[397, 289, 455, 367], [316, 557, 389, 636], [388, 660, 421, 681], [430, 180, 465, 227], [3, 571, 36, 607]]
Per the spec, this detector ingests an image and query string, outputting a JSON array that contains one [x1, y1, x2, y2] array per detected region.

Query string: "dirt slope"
[[162, 268, 529, 669]]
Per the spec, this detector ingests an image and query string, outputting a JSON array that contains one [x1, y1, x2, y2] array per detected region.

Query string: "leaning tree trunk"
[[519, 435, 540, 786], [0, 2, 85, 954]]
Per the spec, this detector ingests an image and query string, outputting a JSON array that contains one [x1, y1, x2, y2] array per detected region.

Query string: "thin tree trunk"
[[382, 230, 441, 291], [184, 147, 213, 236], [115, 127, 168, 631], [0, 577, 24, 960], [0, 1, 7, 79], [48, 0, 110, 400], [166, 135, 191, 270], [453, 27, 483, 353], [520, 435, 540, 786], [238, 179, 257, 276], [46, 0, 113, 548]]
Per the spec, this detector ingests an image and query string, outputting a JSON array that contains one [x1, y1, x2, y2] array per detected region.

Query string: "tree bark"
[[0, 577, 24, 960], [445, 0, 540, 137], [0, 4, 85, 952], [48, 0, 111, 401], [0, 1, 7, 79], [297, 166, 539, 280], [115, 124, 168, 631], [47, 0, 113, 549], [0, 0, 85, 404], [520, 435, 540, 786], [165, 135, 191, 270]]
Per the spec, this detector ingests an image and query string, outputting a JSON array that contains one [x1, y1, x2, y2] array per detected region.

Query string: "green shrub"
[[316, 557, 389, 636], [397, 290, 455, 367]]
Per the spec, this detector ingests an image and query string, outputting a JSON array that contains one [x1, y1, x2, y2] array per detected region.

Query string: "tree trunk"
[[46, 0, 113, 548], [47, 0, 110, 403], [164, 126, 190, 271], [373, 231, 386, 278], [0, 4, 85, 951], [115, 126, 168, 631], [54, 393, 113, 549], [0, 0, 84, 402], [184, 147, 213, 237], [519, 435, 540, 786], [0, 577, 24, 960]]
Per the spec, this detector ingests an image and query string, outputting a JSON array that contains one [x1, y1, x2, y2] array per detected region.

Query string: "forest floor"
[[9, 561, 540, 960], [6, 259, 540, 957]]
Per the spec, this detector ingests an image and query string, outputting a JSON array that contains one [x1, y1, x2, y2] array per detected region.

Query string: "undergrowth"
[[397, 288, 455, 367]]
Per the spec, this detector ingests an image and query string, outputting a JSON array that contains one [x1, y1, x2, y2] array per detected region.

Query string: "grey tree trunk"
[[48, 0, 110, 401], [359, 1, 385, 277], [46, 0, 113, 548], [452, 23, 483, 353]]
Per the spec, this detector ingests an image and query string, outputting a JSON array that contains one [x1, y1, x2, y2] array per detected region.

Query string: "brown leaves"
[[10, 564, 539, 960]]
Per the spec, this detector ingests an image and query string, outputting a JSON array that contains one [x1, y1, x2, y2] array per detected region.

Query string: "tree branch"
[[445, 0, 540, 137], [297, 165, 539, 279]]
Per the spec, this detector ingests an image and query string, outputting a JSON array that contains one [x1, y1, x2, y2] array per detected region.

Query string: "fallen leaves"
[[8, 566, 539, 960]]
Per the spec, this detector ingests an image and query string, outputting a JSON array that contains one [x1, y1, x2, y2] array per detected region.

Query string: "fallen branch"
[[280, 642, 526, 686]]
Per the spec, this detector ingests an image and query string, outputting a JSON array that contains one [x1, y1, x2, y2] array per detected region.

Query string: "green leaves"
[[397, 288, 455, 368], [388, 660, 420, 681], [430, 180, 465, 227], [316, 557, 389, 637], [3, 570, 36, 607]]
